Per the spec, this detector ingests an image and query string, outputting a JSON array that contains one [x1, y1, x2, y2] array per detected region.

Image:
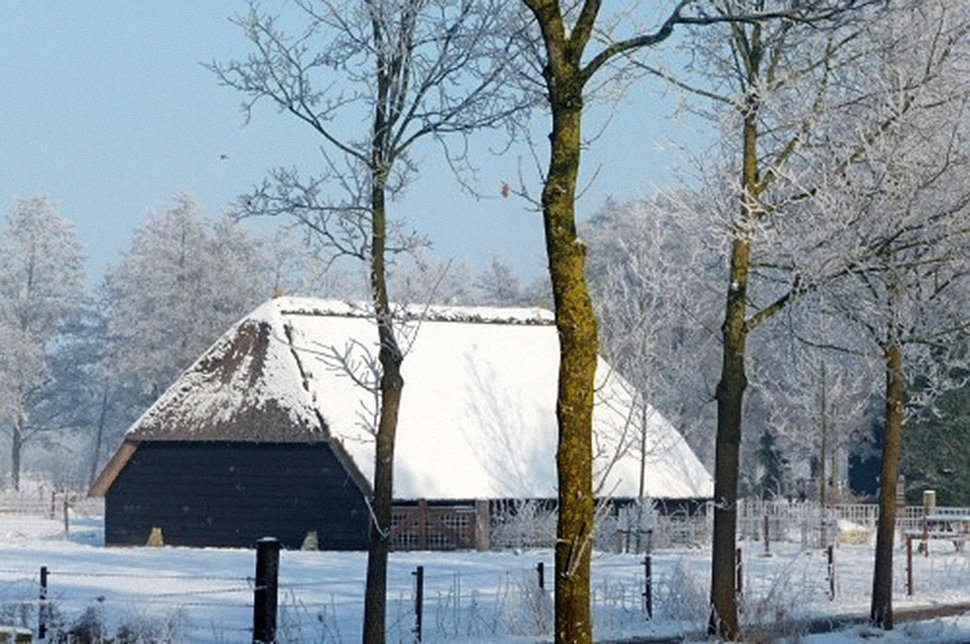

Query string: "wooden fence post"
[[413, 565, 424, 642], [474, 499, 490, 551], [922, 517, 929, 557], [253, 537, 280, 644]]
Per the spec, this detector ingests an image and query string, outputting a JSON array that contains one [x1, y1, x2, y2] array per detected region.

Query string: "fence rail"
[[0, 489, 103, 518]]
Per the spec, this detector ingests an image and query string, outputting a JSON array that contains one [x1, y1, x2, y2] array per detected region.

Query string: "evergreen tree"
[[903, 376, 970, 506], [757, 428, 785, 499]]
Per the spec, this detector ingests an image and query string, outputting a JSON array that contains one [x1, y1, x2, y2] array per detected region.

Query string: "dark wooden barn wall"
[[105, 441, 368, 549]]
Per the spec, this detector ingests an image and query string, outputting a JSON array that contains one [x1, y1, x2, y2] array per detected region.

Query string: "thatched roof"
[[91, 297, 712, 500]]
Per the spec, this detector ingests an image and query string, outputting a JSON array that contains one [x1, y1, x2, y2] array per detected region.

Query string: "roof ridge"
[[274, 297, 555, 326]]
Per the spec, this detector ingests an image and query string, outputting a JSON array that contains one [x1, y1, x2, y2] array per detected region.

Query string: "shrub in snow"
[[113, 609, 185, 644], [837, 519, 872, 545], [490, 500, 556, 549], [654, 559, 708, 625], [494, 568, 552, 636], [41, 604, 185, 643], [276, 589, 344, 643], [0, 600, 33, 632]]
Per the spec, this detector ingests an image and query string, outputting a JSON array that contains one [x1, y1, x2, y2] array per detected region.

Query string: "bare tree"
[[517, 2, 865, 640], [209, 2, 528, 640], [751, 317, 879, 503]]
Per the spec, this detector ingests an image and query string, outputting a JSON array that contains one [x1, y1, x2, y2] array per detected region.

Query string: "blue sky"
[[0, 2, 708, 287]]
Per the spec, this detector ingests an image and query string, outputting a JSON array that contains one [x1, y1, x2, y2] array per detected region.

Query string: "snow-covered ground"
[[804, 618, 970, 643], [3, 515, 970, 642]]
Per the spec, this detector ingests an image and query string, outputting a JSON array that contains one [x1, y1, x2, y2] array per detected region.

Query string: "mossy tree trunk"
[[522, 3, 601, 641], [544, 97, 599, 644], [540, 45, 599, 644], [709, 50, 762, 640]]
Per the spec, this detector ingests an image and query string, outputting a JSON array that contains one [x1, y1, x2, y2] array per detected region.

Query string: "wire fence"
[[2, 497, 970, 641], [1, 536, 969, 643]]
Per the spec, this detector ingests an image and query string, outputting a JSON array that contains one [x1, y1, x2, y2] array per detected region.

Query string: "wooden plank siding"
[[105, 441, 368, 549]]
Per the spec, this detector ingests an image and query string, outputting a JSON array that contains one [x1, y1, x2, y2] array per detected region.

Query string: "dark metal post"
[[63, 498, 69, 535], [643, 555, 652, 619], [537, 561, 545, 590], [735, 547, 743, 597], [763, 514, 771, 556], [827, 544, 835, 600], [38, 566, 48, 640], [413, 565, 424, 642], [253, 537, 280, 644], [906, 536, 914, 596]]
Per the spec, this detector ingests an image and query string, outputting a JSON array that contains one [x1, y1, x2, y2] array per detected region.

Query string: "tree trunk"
[[361, 186, 404, 641], [820, 361, 828, 507], [362, 74, 404, 638], [11, 415, 23, 492], [709, 237, 748, 640], [636, 396, 648, 552], [361, 353, 402, 644], [709, 83, 760, 642], [88, 386, 110, 489], [539, 77, 598, 644], [870, 341, 903, 629]]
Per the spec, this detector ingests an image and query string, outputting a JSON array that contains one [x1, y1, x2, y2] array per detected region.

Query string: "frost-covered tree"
[[750, 325, 879, 502], [473, 257, 527, 306], [209, 2, 530, 638], [650, 0, 970, 631], [811, 7, 970, 621], [103, 194, 276, 396], [584, 196, 723, 467], [0, 195, 84, 490], [53, 304, 151, 489]]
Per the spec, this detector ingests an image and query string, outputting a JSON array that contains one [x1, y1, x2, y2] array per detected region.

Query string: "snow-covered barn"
[[90, 297, 711, 549]]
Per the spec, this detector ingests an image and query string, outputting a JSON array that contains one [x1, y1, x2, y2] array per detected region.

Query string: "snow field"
[[3, 516, 970, 642]]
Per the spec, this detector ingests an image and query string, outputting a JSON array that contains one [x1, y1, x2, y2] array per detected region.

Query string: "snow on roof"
[[107, 296, 712, 500]]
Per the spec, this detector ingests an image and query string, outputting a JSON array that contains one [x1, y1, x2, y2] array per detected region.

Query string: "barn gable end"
[[105, 441, 368, 549]]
